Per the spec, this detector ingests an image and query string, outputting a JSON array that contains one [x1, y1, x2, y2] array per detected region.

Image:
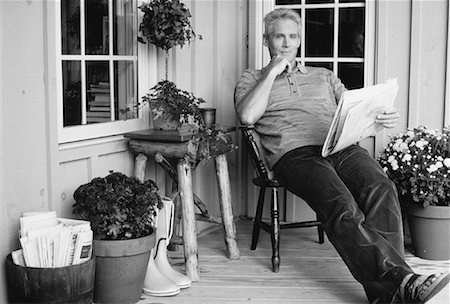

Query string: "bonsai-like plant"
[[138, 0, 195, 79], [378, 126, 450, 207], [72, 172, 163, 240]]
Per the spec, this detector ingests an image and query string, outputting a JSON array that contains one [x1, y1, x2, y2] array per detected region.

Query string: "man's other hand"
[[375, 108, 400, 129]]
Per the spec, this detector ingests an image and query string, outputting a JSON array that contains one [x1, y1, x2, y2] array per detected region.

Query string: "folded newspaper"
[[13, 211, 93, 268], [321, 78, 399, 157]]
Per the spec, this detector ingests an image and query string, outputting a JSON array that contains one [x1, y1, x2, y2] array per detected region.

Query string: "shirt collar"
[[291, 61, 308, 74]]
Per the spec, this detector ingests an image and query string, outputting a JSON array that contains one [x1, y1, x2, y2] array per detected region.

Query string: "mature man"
[[234, 8, 449, 304]]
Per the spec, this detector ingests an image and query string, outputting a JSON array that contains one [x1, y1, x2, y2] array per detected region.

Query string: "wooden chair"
[[240, 125, 325, 272]]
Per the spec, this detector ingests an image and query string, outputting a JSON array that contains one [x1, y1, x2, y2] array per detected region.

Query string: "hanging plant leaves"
[[138, 0, 195, 51]]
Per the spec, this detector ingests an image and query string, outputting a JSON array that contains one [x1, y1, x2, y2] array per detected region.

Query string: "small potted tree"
[[378, 125, 450, 260], [73, 171, 163, 304]]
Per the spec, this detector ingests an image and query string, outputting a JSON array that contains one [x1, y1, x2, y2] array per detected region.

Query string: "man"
[[234, 8, 449, 304]]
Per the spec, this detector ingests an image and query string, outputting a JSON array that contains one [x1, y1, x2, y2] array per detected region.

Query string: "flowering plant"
[[73, 172, 163, 240], [378, 126, 450, 207]]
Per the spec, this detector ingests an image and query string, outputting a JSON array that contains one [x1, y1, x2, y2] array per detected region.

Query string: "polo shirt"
[[235, 63, 347, 169]]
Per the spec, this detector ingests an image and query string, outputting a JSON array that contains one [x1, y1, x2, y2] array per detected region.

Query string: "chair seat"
[[252, 176, 282, 188]]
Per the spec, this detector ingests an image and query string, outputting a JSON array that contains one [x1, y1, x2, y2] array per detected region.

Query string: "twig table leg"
[[177, 160, 200, 281], [214, 154, 240, 260]]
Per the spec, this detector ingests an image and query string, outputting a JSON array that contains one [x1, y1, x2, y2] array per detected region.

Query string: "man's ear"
[[263, 34, 268, 47]]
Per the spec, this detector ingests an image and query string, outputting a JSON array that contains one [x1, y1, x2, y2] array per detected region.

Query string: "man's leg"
[[273, 145, 412, 303]]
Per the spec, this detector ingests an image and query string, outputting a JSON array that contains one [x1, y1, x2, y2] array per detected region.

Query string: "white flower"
[[391, 160, 399, 170], [406, 131, 415, 138], [444, 158, 450, 168], [402, 154, 412, 162], [427, 164, 438, 173], [436, 161, 443, 169], [388, 155, 396, 163]]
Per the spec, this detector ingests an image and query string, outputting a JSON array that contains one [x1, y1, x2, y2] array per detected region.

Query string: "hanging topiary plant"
[[138, 0, 196, 79]]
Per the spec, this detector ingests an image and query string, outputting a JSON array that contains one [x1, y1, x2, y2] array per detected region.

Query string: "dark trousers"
[[273, 145, 413, 304]]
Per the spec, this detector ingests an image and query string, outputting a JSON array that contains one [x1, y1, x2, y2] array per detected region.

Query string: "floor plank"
[[137, 219, 450, 304]]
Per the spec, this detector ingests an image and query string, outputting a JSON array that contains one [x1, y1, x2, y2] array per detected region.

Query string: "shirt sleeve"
[[234, 70, 259, 105], [329, 72, 347, 104]]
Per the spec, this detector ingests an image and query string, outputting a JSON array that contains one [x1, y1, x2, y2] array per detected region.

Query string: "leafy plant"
[[142, 80, 204, 127], [378, 126, 450, 207], [73, 172, 163, 240], [138, 0, 196, 80]]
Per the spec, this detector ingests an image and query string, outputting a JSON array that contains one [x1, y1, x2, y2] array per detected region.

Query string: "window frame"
[[250, 0, 375, 87], [55, 0, 155, 144]]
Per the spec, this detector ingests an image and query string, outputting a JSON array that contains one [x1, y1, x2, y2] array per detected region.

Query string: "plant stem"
[[165, 50, 169, 81]]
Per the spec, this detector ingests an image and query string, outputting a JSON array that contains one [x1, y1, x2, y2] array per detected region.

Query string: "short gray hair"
[[264, 8, 301, 37]]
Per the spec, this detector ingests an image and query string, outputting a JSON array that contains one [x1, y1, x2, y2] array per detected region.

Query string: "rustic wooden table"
[[124, 127, 240, 281]]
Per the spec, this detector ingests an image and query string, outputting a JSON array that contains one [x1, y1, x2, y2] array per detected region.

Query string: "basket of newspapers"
[[5, 212, 95, 304]]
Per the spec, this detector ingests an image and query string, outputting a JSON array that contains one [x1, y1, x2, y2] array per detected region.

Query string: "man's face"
[[264, 19, 301, 64]]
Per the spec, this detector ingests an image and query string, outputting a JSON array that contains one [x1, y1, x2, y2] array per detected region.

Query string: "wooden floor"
[[137, 218, 450, 304]]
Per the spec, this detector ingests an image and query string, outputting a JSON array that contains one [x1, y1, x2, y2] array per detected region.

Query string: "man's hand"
[[375, 108, 400, 129], [264, 55, 291, 78]]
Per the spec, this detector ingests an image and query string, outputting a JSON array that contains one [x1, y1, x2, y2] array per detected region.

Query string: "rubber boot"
[[142, 207, 180, 297], [154, 197, 192, 289]]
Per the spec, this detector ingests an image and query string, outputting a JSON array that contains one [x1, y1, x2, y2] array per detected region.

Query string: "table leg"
[[134, 153, 148, 182], [177, 160, 200, 281], [214, 154, 240, 260]]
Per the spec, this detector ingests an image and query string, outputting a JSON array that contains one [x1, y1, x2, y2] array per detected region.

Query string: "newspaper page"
[[321, 78, 399, 157]]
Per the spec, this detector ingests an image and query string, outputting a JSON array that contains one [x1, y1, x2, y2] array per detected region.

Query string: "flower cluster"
[[73, 172, 163, 240], [378, 126, 450, 207]]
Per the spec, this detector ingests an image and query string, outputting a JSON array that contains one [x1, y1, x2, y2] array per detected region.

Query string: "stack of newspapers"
[[11, 211, 93, 268]]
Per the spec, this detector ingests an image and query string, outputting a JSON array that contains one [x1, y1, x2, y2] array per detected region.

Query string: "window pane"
[[86, 62, 111, 124], [62, 61, 82, 126], [338, 62, 364, 89], [339, 8, 364, 58], [61, 0, 80, 55], [305, 62, 333, 71], [306, 0, 334, 4], [115, 61, 137, 119], [340, 0, 365, 3], [114, 0, 135, 55], [86, 0, 109, 55], [305, 9, 333, 57], [276, 0, 300, 4]]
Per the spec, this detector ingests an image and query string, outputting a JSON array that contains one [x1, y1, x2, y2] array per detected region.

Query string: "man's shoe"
[[400, 272, 450, 303]]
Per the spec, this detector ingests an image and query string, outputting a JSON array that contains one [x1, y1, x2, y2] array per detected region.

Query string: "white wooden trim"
[[248, 0, 274, 70], [445, 1, 450, 126], [408, 0, 422, 128]]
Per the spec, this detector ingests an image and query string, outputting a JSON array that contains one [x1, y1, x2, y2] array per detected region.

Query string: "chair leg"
[[251, 186, 266, 250], [271, 187, 280, 273], [316, 214, 325, 244]]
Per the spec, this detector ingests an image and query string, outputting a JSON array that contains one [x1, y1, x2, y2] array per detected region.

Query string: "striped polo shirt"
[[235, 64, 346, 169]]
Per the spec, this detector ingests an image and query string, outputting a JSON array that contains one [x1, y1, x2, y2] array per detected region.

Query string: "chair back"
[[240, 126, 275, 180]]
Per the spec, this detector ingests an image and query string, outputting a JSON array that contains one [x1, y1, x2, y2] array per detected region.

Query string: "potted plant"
[[378, 125, 450, 260], [73, 171, 163, 303], [138, 0, 195, 80], [136, 0, 237, 164], [141, 80, 204, 130]]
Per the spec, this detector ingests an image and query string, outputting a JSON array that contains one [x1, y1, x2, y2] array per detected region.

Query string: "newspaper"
[[321, 78, 399, 157], [16, 212, 93, 268]]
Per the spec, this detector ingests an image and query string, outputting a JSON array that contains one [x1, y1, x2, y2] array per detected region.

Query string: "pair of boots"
[[143, 197, 192, 297]]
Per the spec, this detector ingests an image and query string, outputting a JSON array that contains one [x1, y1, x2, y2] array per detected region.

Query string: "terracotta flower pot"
[[92, 233, 156, 304], [407, 203, 450, 260], [152, 112, 181, 130]]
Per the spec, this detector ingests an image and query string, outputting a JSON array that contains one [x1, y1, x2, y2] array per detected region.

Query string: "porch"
[[137, 218, 450, 304]]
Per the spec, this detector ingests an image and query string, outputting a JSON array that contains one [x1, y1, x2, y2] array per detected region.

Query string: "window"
[[275, 0, 367, 89], [58, 0, 151, 143]]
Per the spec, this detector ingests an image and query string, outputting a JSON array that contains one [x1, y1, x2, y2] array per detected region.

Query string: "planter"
[[406, 203, 450, 260], [5, 254, 95, 304], [93, 233, 156, 304], [152, 111, 181, 130]]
